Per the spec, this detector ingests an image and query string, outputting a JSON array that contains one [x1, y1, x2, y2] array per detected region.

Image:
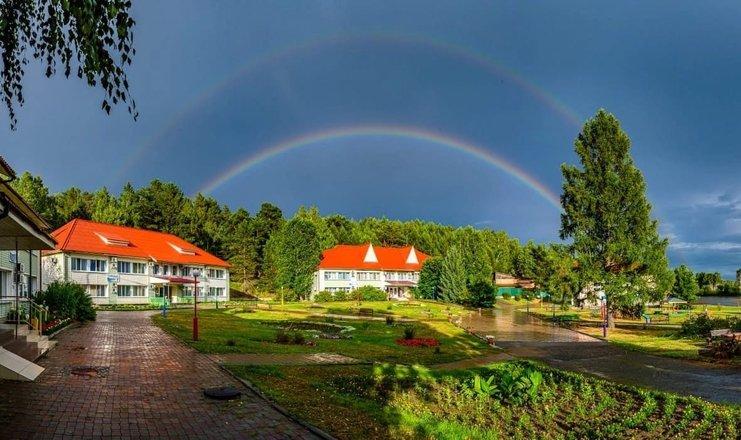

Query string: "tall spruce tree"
[[439, 246, 467, 303], [560, 110, 673, 330], [417, 257, 443, 300]]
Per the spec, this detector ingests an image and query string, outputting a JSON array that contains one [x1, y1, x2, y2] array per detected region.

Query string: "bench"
[[357, 308, 374, 316], [710, 328, 731, 338]]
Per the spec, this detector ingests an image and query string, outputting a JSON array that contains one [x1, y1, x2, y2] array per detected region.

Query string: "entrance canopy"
[[0, 169, 55, 250]]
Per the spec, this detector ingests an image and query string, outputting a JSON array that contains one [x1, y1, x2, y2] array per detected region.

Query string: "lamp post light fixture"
[[192, 269, 201, 341]]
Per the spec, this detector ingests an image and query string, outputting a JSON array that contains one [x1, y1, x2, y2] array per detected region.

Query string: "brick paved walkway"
[[0, 311, 319, 439]]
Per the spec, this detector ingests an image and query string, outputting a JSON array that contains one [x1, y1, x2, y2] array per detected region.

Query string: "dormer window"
[[95, 232, 130, 247], [168, 242, 196, 255]]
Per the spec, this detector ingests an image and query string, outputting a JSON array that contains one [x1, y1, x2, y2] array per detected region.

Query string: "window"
[[117, 285, 146, 297], [207, 269, 225, 279], [132, 262, 146, 274], [181, 266, 191, 277], [326, 287, 351, 293], [89, 259, 106, 272], [324, 271, 350, 281], [357, 271, 380, 281], [86, 285, 107, 297], [209, 287, 226, 297], [117, 261, 131, 273], [153, 264, 160, 275], [181, 286, 193, 297], [71, 257, 107, 272]]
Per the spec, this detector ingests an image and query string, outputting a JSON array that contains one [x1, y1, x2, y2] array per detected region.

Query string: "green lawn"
[[228, 361, 740, 440], [519, 302, 740, 363], [153, 301, 489, 364], [523, 302, 740, 326], [578, 327, 705, 360]]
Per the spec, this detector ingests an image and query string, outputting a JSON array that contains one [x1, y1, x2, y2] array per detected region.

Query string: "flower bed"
[[43, 318, 72, 335], [395, 338, 440, 347]]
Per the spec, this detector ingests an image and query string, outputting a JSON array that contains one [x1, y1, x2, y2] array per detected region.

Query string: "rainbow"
[[114, 33, 583, 183], [196, 125, 562, 210]]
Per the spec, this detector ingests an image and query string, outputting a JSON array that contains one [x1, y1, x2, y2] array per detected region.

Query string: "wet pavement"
[[0, 311, 318, 439], [459, 305, 741, 404]]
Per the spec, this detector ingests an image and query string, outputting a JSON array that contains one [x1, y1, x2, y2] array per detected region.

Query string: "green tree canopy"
[[1, 0, 137, 128], [270, 218, 322, 299], [416, 256, 443, 300], [439, 245, 467, 303], [560, 110, 673, 328], [673, 265, 699, 302]]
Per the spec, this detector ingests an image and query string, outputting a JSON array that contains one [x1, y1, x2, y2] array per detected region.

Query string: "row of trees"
[[11, 174, 522, 300], [14, 110, 721, 327], [673, 265, 741, 301]]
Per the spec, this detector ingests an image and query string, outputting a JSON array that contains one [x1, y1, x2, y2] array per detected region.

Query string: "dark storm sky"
[[3, 1, 740, 276]]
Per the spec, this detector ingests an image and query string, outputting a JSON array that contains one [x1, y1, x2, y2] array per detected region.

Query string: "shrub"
[[313, 291, 334, 303], [355, 286, 387, 301], [681, 313, 740, 337], [385, 315, 395, 326], [291, 332, 306, 345], [333, 291, 349, 302], [226, 339, 236, 346], [35, 281, 95, 322], [275, 330, 290, 344], [502, 293, 512, 300], [5, 308, 23, 322], [615, 303, 645, 319], [403, 325, 416, 340], [467, 280, 496, 308]]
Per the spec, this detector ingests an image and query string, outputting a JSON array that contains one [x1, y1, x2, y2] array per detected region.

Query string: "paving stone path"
[[0, 311, 318, 440]]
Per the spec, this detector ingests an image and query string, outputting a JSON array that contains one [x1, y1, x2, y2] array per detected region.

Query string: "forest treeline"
[[12, 173, 534, 300]]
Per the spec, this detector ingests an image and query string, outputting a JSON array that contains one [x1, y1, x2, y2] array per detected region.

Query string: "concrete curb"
[[217, 363, 337, 440]]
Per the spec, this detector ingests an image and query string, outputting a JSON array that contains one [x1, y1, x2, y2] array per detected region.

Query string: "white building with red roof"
[[313, 243, 429, 300], [42, 219, 230, 305]]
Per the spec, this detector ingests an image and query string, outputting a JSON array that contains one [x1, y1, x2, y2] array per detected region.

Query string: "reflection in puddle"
[[458, 305, 594, 343]]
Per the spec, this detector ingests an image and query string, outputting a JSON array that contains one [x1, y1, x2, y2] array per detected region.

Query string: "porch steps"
[[0, 324, 55, 381], [0, 347, 43, 381]]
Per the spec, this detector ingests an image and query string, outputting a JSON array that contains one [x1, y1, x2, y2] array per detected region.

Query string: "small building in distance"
[[494, 272, 535, 296], [312, 243, 428, 300], [42, 219, 230, 305]]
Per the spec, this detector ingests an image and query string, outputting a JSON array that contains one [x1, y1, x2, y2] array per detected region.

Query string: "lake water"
[[693, 296, 740, 306]]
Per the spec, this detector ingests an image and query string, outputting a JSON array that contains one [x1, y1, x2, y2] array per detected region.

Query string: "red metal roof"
[[317, 244, 428, 271], [47, 219, 229, 267]]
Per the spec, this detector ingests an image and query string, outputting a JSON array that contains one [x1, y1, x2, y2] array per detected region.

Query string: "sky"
[[2, 1, 740, 277]]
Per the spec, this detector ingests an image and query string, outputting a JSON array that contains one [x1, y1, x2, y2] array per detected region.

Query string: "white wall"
[[42, 252, 230, 305]]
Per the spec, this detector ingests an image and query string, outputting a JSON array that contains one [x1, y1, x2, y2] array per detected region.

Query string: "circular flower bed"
[[280, 321, 355, 339], [395, 338, 440, 347]]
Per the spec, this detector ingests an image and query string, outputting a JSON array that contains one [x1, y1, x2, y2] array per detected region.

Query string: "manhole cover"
[[66, 366, 109, 378], [203, 386, 242, 400]]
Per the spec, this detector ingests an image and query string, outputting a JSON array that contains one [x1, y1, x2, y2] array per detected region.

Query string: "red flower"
[[395, 338, 440, 347]]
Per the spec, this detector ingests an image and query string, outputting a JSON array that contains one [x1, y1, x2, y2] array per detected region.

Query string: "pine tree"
[[439, 246, 467, 303], [417, 257, 443, 299], [560, 110, 673, 330], [272, 218, 322, 299]]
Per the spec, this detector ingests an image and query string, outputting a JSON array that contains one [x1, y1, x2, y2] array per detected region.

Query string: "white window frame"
[[71, 257, 107, 273], [86, 285, 107, 297]]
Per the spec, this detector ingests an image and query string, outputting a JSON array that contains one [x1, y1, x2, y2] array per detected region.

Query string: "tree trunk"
[[607, 309, 616, 329]]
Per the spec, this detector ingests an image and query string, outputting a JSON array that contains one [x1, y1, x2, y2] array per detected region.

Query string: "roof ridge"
[[60, 218, 78, 250]]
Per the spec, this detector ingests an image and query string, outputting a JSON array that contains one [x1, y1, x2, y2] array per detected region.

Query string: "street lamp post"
[[192, 269, 201, 341]]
